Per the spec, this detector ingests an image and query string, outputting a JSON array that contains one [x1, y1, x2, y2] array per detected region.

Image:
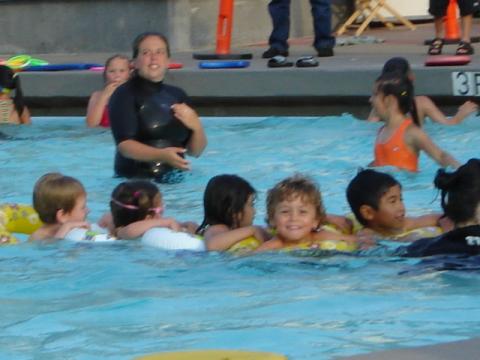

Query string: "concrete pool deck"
[[339, 336, 480, 360], [3, 21, 480, 116]]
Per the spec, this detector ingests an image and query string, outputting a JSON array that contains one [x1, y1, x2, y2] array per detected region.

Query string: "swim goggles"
[[111, 198, 164, 215]]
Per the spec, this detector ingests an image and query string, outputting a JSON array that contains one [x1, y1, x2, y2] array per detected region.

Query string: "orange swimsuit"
[[374, 118, 418, 172]]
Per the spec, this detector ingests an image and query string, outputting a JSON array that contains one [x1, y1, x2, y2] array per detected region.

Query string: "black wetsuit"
[[399, 225, 480, 257], [109, 74, 192, 182]]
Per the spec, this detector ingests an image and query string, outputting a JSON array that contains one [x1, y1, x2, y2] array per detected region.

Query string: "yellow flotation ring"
[[135, 350, 287, 360], [227, 236, 261, 253], [345, 213, 443, 241], [0, 204, 42, 244]]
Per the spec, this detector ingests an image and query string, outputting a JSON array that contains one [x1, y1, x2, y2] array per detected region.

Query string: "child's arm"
[[86, 83, 119, 127], [325, 213, 354, 234], [407, 126, 460, 169], [117, 218, 180, 240], [314, 228, 377, 249], [419, 96, 477, 125], [204, 224, 266, 251], [254, 238, 283, 252], [404, 213, 442, 231], [19, 107, 31, 124]]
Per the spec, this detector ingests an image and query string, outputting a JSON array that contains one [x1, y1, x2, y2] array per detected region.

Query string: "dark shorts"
[[429, 0, 474, 17]]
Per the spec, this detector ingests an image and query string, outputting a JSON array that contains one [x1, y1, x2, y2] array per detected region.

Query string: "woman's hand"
[[171, 103, 202, 132], [160, 147, 191, 170]]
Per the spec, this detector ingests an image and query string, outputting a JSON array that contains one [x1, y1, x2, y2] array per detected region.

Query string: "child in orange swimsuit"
[[368, 57, 477, 126], [369, 72, 460, 172]]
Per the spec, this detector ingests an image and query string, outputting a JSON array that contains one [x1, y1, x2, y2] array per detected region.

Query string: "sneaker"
[[316, 47, 334, 57], [262, 47, 289, 59]]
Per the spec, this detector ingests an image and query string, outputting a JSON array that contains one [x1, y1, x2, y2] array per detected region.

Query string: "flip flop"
[[267, 55, 293, 68], [296, 56, 319, 68]]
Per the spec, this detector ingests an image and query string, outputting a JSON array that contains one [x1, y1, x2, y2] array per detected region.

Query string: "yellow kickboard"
[[135, 349, 288, 360]]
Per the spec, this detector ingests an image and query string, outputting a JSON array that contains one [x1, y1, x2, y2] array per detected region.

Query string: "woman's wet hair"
[[196, 174, 256, 235], [379, 58, 419, 126], [110, 180, 160, 227], [0, 65, 26, 117], [434, 158, 480, 224], [346, 169, 400, 226], [266, 174, 326, 228], [132, 31, 170, 58]]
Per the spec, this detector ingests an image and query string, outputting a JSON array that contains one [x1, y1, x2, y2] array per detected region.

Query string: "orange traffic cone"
[[193, 0, 252, 60], [444, 0, 460, 42], [215, 0, 233, 55]]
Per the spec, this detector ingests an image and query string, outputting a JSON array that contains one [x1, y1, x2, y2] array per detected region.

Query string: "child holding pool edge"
[[370, 72, 460, 172], [30, 173, 90, 241], [86, 55, 131, 128], [367, 57, 477, 126], [109, 180, 186, 239], [196, 174, 268, 251], [345, 169, 450, 242], [0, 65, 31, 124], [402, 158, 480, 257], [256, 175, 367, 252]]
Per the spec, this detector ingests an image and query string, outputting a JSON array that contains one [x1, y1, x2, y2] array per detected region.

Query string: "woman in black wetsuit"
[[400, 158, 480, 257], [109, 32, 207, 182]]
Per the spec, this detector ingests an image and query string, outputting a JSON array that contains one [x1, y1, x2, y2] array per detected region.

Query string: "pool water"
[[1, 116, 480, 359]]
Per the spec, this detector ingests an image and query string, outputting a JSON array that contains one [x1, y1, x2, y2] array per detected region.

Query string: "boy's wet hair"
[[132, 31, 171, 58], [346, 169, 400, 226], [110, 180, 160, 228], [434, 158, 480, 224], [375, 71, 419, 126], [33, 173, 86, 224], [196, 174, 256, 235], [266, 174, 326, 227], [0, 64, 26, 117]]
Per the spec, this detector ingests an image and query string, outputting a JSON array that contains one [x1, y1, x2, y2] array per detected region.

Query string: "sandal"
[[456, 41, 474, 55], [428, 38, 444, 55]]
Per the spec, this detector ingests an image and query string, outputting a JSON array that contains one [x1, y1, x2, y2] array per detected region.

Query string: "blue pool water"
[[1, 116, 480, 359]]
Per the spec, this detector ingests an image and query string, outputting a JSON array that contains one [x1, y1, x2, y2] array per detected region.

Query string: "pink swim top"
[[99, 106, 110, 127]]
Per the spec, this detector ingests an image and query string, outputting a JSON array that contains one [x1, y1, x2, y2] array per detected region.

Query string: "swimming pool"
[[1, 116, 480, 359]]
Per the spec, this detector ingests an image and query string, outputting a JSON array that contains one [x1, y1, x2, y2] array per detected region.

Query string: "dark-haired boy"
[[342, 169, 450, 241]]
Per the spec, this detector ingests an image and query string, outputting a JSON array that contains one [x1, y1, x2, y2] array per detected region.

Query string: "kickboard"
[[22, 63, 102, 71], [135, 350, 287, 360], [425, 55, 471, 67], [88, 62, 183, 72], [199, 60, 250, 69]]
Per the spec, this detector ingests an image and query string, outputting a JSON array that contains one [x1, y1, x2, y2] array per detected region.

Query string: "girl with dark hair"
[[368, 57, 477, 126], [196, 174, 268, 251], [109, 180, 181, 239], [402, 158, 480, 256], [370, 72, 460, 172], [0, 65, 31, 124]]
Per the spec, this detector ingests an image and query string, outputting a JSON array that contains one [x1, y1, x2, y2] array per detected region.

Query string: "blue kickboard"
[[23, 63, 102, 71], [199, 60, 250, 69]]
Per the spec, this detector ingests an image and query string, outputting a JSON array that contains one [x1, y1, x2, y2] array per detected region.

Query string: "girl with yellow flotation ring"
[[195, 175, 269, 253], [0, 203, 42, 244], [256, 175, 363, 253]]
